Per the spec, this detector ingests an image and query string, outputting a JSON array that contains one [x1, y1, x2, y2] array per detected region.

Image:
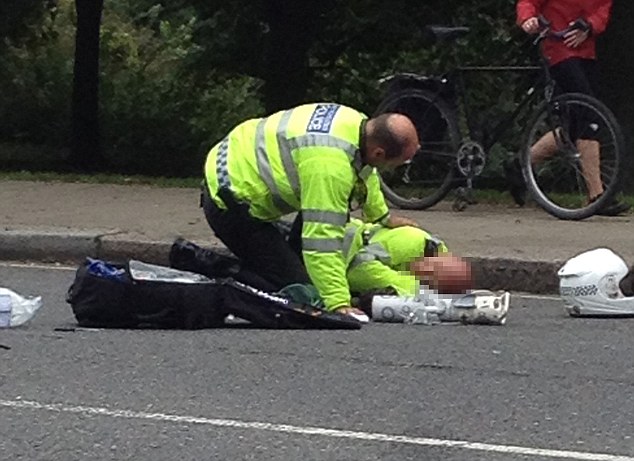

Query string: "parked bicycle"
[[374, 20, 625, 220]]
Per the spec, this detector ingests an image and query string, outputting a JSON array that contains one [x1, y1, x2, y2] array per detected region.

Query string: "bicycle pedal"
[[452, 199, 468, 212], [455, 187, 477, 205]]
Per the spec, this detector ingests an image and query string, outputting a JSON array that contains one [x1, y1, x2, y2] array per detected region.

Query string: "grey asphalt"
[[1, 179, 633, 293], [1, 263, 633, 461]]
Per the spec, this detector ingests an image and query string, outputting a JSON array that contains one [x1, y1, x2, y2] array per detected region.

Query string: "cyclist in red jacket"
[[512, 0, 629, 216]]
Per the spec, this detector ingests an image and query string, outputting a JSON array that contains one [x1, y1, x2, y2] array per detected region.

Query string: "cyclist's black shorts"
[[551, 57, 599, 96], [550, 58, 600, 141]]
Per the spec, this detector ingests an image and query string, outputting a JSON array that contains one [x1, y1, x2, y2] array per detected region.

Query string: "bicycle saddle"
[[425, 26, 470, 41]]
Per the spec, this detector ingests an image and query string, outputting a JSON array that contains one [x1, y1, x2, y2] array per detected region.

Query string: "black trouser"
[[550, 58, 600, 141], [201, 185, 310, 291]]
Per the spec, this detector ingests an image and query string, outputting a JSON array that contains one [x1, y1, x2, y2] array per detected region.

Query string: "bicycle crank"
[[456, 141, 486, 178]]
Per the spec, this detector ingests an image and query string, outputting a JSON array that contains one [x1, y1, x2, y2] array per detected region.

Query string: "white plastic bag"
[[0, 287, 43, 328]]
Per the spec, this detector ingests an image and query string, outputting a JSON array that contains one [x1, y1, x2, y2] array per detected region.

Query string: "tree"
[[0, 0, 48, 40], [68, 0, 106, 171], [260, 0, 334, 112]]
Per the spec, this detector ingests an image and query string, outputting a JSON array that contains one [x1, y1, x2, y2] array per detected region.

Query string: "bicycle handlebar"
[[534, 15, 590, 45]]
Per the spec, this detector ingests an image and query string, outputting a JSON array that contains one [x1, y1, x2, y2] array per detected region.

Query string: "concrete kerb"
[[469, 257, 562, 294], [0, 229, 105, 264], [0, 230, 562, 294]]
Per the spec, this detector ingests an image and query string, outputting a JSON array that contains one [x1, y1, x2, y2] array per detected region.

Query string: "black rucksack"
[[66, 258, 361, 330]]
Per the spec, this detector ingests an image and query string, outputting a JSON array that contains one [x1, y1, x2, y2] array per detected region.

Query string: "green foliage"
[[98, 2, 263, 175], [0, 0, 632, 187], [0, 4, 75, 148], [0, 0, 264, 176]]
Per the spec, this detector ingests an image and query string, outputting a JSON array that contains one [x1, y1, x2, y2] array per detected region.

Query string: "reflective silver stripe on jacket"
[[302, 238, 343, 252], [254, 109, 359, 212], [342, 224, 382, 261], [276, 110, 301, 200], [349, 243, 391, 270], [278, 133, 359, 198], [255, 118, 295, 214], [358, 164, 374, 180], [342, 225, 358, 259], [285, 134, 358, 159], [365, 226, 382, 241], [215, 138, 231, 189], [302, 209, 348, 227]]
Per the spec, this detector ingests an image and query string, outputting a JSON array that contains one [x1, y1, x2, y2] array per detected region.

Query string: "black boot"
[[596, 199, 631, 216], [169, 238, 279, 292], [589, 194, 631, 217], [169, 238, 241, 278]]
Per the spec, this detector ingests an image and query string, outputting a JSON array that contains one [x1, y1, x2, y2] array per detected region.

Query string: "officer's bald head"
[[364, 113, 420, 167]]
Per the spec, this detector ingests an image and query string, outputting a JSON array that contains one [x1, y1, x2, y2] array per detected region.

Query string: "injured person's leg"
[[352, 253, 509, 325], [369, 288, 510, 326]]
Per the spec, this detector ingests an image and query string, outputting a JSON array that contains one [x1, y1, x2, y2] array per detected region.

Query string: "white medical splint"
[[371, 288, 510, 325]]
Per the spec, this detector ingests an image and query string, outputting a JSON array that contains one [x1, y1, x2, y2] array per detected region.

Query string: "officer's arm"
[[298, 156, 353, 311], [362, 170, 391, 224], [363, 170, 420, 228], [348, 260, 418, 297]]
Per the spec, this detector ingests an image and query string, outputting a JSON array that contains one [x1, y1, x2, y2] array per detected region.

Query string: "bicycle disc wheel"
[[373, 88, 461, 209], [521, 93, 625, 220]]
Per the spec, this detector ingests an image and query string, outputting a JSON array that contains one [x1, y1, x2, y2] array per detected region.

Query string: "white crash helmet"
[[558, 248, 633, 317]]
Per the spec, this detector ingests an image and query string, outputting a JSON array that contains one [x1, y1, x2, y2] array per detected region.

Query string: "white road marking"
[[516, 293, 560, 301], [0, 261, 75, 271], [1, 399, 632, 461]]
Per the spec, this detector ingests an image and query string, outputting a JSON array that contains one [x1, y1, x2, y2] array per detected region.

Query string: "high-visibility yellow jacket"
[[204, 103, 390, 310], [343, 218, 449, 296]]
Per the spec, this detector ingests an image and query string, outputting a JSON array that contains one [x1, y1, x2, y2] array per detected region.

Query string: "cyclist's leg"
[[529, 59, 591, 164], [580, 61, 630, 215], [577, 138, 603, 201], [530, 131, 558, 164], [551, 58, 604, 200]]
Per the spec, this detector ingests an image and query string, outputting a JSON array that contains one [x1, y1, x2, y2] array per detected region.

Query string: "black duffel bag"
[[66, 258, 361, 330]]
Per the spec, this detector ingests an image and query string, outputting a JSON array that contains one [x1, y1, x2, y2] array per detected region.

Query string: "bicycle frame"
[[374, 21, 625, 218], [430, 33, 557, 155], [454, 65, 541, 151]]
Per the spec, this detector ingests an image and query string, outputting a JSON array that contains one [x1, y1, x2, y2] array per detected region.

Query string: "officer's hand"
[[386, 215, 419, 229], [334, 306, 370, 323]]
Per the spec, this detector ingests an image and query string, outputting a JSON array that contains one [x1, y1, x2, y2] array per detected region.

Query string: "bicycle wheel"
[[373, 88, 461, 209], [521, 93, 625, 220]]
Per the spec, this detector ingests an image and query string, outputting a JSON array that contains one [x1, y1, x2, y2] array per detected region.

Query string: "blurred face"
[[410, 254, 473, 294]]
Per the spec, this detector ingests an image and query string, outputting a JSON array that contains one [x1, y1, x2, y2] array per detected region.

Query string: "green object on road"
[[276, 283, 324, 309]]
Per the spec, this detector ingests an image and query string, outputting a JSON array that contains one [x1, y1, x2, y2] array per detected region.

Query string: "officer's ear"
[[366, 146, 386, 165]]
